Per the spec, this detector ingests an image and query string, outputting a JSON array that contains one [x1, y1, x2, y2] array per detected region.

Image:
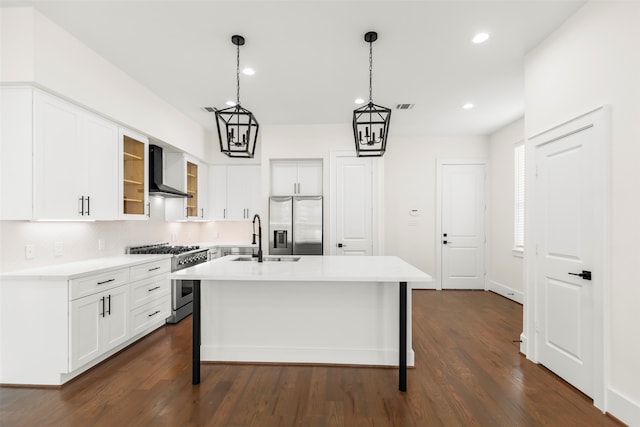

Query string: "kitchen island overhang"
[[171, 255, 432, 391]]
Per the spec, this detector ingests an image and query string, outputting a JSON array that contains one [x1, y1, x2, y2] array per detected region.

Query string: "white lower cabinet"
[[128, 272, 171, 337], [0, 257, 171, 386], [70, 284, 129, 371], [130, 295, 170, 336]]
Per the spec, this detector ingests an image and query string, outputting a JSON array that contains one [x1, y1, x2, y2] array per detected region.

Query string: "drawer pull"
[[148, 310, 161, 318], [148, 266, 161, 272], [147, 286, 161, 292], [97, 278, 115, 285]]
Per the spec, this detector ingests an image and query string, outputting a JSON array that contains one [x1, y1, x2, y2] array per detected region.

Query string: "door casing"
[[524, 106, 609, 411]]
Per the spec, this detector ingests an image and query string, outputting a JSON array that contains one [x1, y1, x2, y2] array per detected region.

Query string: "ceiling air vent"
[[396, 104, 415, 110], [201, 106, 216, 113]]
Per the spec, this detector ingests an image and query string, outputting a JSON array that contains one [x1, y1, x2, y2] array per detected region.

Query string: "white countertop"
[[0, 254, 172, 280], [171, 255, 432, 283], [196, 242, 257, 249]]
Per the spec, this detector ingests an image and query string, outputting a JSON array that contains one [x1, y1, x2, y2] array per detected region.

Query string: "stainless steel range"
[[126, 243, 209, 323]]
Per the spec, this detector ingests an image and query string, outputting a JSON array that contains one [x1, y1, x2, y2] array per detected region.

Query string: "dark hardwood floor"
[[0, 290, 624, 426]]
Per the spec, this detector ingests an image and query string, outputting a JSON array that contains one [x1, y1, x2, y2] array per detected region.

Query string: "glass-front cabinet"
[[120, 129, 149, 219]]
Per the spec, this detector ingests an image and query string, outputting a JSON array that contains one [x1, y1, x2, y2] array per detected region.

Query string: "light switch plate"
[[54, 241, 64, 257], [25, 244, 35, 260]]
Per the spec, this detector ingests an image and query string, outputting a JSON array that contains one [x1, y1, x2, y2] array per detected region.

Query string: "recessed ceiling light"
[[226, 100, 236, 106], [354, 98, 365, 105], [242, 67, 255, 76], [472, 32, 490, 44], [463, 103, 474, 109]]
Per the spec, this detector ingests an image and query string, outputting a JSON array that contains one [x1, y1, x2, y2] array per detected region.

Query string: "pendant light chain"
[[236, 42, 241, 106], [368, 40, 373, 103]]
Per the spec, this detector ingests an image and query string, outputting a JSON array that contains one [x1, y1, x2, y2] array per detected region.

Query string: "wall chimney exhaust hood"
[[148, 145, 192, 198]]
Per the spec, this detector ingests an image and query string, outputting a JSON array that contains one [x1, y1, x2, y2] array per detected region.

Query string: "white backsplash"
[[0, 197, 253, 273]]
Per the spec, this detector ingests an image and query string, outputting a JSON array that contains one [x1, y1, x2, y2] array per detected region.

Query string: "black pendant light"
[[352, 31, 391, 157], [215, 35, 259, 158]]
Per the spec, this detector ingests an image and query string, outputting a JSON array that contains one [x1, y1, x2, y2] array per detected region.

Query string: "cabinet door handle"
[[224, 208, 226, 219], [201, 208, 204, 219], [100, 296, 105, 317], [79, 196, 85, 216], [97, 278, 115, 285], [148, 286, 161, 292], [148, 310, 161, 318], [146, 203, 150, 218], [148, 266, 161, 272], [107, 294, 111, 315], [186, 207, 189, 218], [86, 196, 90, 216]]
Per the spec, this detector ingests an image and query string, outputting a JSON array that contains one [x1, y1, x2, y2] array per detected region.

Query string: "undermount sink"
[[232, 256, 301, 262]]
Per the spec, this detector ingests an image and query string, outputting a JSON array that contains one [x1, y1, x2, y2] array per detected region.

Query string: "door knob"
[[337, 243, 347, 248], [443, 240, 450, 245], [568, 270, 592, 280]]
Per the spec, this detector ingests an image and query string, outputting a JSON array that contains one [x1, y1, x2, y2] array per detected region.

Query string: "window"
[[514, 142, 525, 255]]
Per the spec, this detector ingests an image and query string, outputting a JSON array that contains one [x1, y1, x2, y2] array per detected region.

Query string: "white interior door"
[[440, 163, 485, 289], [335, 156, 373, 255], [531, 109, 608, 401]]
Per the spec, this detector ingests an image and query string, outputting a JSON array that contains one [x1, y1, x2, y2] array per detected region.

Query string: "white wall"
[[487, 118, 524, 301], [1, 7, 210, 162], [383, 135, 488, 278], [0, 198, 252, 272], [525, 2, 640, 423]]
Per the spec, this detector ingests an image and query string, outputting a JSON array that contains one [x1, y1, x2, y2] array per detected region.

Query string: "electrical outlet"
[[54, 241, 64, 257], [25, 244, 35, 260], [98, 239, 106, 251]]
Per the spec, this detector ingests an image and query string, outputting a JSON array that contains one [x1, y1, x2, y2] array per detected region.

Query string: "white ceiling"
[[4, 0, 585, 137]]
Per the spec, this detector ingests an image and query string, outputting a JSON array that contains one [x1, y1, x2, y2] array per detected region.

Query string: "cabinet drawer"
[[70, 268, 129, 300], [129, 259, 171, 282], [130, 295, 170, 337], [129, 274, 170, 310]]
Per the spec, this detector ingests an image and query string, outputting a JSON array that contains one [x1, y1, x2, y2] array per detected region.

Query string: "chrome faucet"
[[252, 214, 263, 262]]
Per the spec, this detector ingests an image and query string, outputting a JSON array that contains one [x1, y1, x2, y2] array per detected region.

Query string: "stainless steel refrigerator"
[[269, 196, 323, 255]]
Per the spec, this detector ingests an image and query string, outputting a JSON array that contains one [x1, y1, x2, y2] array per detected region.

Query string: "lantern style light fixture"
[[352, 31, 391, 157], [215, 35, 259, 158]]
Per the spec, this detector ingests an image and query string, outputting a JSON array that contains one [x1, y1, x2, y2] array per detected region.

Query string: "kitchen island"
[[171, 255, 432, 391]]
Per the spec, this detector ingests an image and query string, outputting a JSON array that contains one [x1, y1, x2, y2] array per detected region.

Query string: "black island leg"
[[399, 281, 407, 392], [192, 280, 201, 385]]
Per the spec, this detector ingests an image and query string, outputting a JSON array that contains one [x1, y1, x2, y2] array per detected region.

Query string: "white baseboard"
[[202, 345, 416, 367], [519, 333, 527, 356], [487, 279, 524, 304], [607, 387, 640, 426], [411, 283, 437, 290]]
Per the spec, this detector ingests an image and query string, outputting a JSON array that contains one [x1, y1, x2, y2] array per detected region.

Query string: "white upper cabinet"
[[164, 153, 209, 221], [1, 87, 34, 220], [33, 91, 119, 220], [0, 88, 119, 220], [83, 113, 120, 220], [271, 159, 322, 196], [209, 165, 261, 220]]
